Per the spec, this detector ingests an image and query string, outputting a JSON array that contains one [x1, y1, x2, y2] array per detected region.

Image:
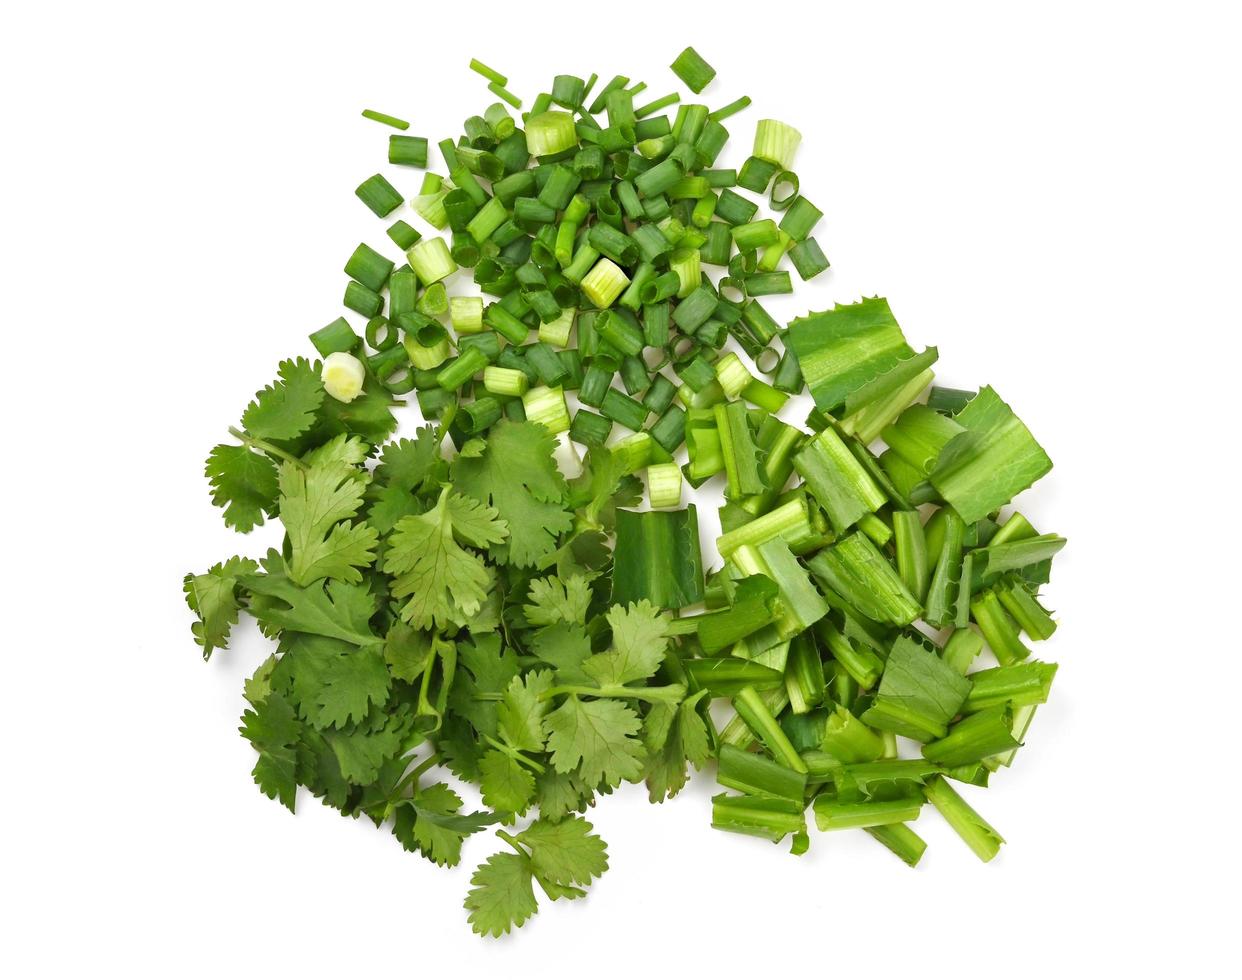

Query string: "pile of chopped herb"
[[185, 48, 1064, 937]]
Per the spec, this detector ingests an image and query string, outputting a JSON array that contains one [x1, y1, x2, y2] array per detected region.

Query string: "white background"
[[4, 1, 1240, 975]]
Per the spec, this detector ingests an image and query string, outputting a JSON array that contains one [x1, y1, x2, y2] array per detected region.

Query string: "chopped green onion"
[[344, 243, 394, 292], [449, 295, 484, 334], [715, 187, 759, 225], [709, 96, 752, 123], [355, 173, 403, 217], [487, 80, 521, 109], [388, 134, 429, 167], [569, 408, 611, 447], [600, 388, 649, 431], [469, 58, 507, 86], [483, 365, 529, 398], [670, 46, 717, 94], [581, 257, 630, 309], [386, 219, 421, 250], [753, 119, 802, 169], [646, 462, 683, 508], [362, 109, 410, 130], [406, 237, 456, 284], [526, 110, 579, 157], [343, 280, 383, 317], [789, 237, 830, 280], [321, 351, 366, 403], [309, 316, 358, 357], [522, 385, 571, 433]]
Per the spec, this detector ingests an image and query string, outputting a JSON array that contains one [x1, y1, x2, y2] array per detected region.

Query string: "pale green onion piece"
[[525, 110, 578, 156], [411, 173, 452, 228], [714, 352, 754, 398], [647, 462, 683, 508], [450, 295, 484, 334], [669, 247, 701, 298], [321, 351, 365, 403], [523, 384, 571, 433], [581, 258, 630, 309], [538, 306, 576, 347], [612, 431, 654, 474], [483, 365, 529, 397], [754, 119, 802, 169], [406, 237, 457, 284]]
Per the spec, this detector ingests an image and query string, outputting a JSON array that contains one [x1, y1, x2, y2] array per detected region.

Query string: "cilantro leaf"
[[204, 444, 278, 532], [303, 644, 390, 729], [529, 623, 593, 681], [303, 433, 370, 468], [497, 670, 554, 753], [451, 420, 573, 567], [535, 769, 592, 822], [392, 782, 494, 867], [644, 694, 712, 803], [366, 483, 421, 535], [465, 851, 538, 937], [311, 375, 398, 445], [517, 816, 608, 888], [324, 709, 409, 785], [375, 427, 444, 490], [544, 696, 646, 787], [383, 488, 506, 629], [383, 621, 433, 683], [240, 357, 324, 441], [582, 601, 670, 687], [447, 635, 520, 739], [241, 554, 378, 646], [183, 556, 258, 659], [479, 749, 537, 814], [278, 459, 378, 585], [523, 573, 594, 627], [239, 692, 302, 811]]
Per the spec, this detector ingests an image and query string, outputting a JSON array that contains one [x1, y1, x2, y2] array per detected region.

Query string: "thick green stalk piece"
[[612, 506, 704, 609], [928, 387, 1054, 524], [732, 685, 809, 772], [962, 662, 1058, 712], [792, 426, 886, 535], [806, 533, 922, 627], [813, 795, 923, 831], [712, 793, 805, 843], [785, 297, 938, 415], [693, 574, 781, 653], [923, 775, 1004, 862], [716, 744, 808, 802], [922, 705, 1021, 767], [865, 823, 927, 866]]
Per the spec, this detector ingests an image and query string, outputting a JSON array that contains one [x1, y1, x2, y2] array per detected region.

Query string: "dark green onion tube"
[[355, 173, 403, 217], [779, 196, 823, 242], [737, 156, 780, 193], [587, 223, 638, 265], [769, 170, 799, 210], [366, 344, 408, 381], [459, 396, 502, 435], [716, 745, 807, 802], [600, 388, 649, 431], [714, 188, 759, 226], [619, 355, 650, 395], [343, 281, 383, 317], [363, 108, 409, 130], [387, 220, 421, 250], [388, 134, 429, 167], [642, 374, 678, 414], [569, 408, 611, 447], [310, 317, 358, 356], [344, 243, 394, 291], [365, 316, 397, 352], [578, 357, 617, 407], [484, 303, 530, 345], [416, 386, 455, 419], [642, 301, 671, 348], [650, 404, 686, 452], [790, 238, 830, 280], [595, 309, 644, 356], [435, 345, 489, 391], [709, 96, 752, 123], [745, 271, 793, 296]]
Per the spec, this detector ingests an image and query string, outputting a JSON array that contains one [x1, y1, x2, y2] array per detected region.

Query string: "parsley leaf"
[[240, 357, 325, 441], [544, 696, 646, 787], [451, 420, 574, 566], [383, 488, 507, 629], [278, 458, 378, 585], [183, 556, 258, 659], [204, 444, 278, 532]]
